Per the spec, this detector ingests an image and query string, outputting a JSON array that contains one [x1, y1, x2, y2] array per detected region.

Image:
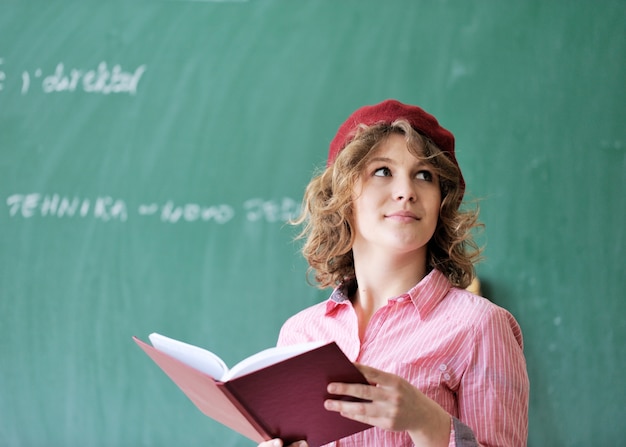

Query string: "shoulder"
[[282, 300, 328, 328], [444, 287, 524, 348], [445, 286, 516, 320], [277, 300, 330, 345]]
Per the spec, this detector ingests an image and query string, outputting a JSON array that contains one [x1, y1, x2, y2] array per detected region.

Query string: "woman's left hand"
[[324, 364, 451, 446]]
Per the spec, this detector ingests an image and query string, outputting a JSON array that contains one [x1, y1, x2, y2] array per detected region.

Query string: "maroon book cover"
[[134, 337, 372, 447]]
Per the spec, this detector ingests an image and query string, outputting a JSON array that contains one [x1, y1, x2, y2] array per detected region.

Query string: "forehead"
[[366, 132, 426, 162]]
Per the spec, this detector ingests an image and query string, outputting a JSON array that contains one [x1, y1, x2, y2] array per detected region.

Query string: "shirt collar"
[[325, 278, 356, 314], [405, 269, 452, 319], [325, 269, 451, 319]]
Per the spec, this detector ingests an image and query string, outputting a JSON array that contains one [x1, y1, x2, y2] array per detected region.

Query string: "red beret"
[[327, 99, 464, 195]]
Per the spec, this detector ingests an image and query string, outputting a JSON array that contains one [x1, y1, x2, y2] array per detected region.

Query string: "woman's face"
[[350, 133, 441, 261]]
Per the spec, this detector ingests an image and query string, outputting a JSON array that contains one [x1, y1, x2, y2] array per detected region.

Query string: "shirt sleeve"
[[455, 305, 529, 446]]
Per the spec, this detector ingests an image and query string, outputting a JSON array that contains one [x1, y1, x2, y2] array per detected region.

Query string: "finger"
[[324, 396, 372, 417], [353, 363, 380, 384], [259, 440, 307, 447], [259, 440, 282, 447], [327, 381, 382, 401], [354, 363, 396, 386]]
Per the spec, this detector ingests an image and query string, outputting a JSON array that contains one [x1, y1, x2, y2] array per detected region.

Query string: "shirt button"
[[444, 373, 451, 380], [439, 364, 447, 371]]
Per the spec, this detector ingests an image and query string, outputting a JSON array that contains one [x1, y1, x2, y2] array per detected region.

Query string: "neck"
[[351, 247, 428, 322]]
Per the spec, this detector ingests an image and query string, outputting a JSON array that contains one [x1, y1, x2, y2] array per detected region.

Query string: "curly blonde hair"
[[293, 120, 482, 289]]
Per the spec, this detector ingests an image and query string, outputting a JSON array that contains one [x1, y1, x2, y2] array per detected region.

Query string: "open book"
[[147, 333, 328, 381], [133, 333, 371, 447]]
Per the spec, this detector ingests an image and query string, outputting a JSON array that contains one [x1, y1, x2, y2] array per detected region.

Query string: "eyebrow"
[[367, 156, 431, 168]]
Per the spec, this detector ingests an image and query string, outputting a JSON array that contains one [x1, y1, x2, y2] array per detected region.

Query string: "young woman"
[[259, 100, 529, 447]]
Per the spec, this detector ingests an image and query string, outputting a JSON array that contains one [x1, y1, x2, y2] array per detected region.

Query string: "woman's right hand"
[[258, 440, 308, 447]]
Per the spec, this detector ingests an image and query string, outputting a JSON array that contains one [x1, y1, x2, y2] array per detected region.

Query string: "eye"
[[373, 167, 392, 177], [416, 170, 434, 182]]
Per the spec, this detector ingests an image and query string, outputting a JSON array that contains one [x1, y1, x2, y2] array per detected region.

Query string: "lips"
[[385, 210, 419, 221]]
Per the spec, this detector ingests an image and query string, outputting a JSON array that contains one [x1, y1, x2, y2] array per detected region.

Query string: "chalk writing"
[[5, 194, 301, 224], [244, 197, 301, 223], [33, 62, 146, 95], [156, 201, 235, 224], [0, 58, 146, 96], [0, 58, 5, 91], [7, 194, 128, 221]]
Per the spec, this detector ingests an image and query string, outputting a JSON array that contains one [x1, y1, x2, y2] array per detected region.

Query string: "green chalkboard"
[[1, 1, 624, 446]]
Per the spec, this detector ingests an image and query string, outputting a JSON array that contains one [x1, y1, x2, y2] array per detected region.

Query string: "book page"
[[148, 333, 228, 380], [224, 341, 325, 381]]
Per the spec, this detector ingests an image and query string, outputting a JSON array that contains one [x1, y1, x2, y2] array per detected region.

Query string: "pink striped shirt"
[[277, 269, 529, 447]]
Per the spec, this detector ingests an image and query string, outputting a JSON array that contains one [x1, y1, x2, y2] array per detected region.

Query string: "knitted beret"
[[327, 99, 464, 195]]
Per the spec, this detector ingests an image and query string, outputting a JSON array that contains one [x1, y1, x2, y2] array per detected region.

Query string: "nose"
[[393, 175, 416, 202]]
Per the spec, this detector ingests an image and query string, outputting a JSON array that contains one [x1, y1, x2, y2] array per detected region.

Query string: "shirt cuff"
[[448, 417, 479, 447]]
